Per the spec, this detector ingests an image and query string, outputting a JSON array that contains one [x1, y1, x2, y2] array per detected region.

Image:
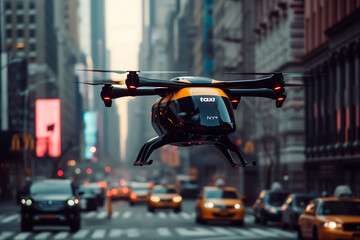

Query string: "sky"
[[105, 0, 142, 160]]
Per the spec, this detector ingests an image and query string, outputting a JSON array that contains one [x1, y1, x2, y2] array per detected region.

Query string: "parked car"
[[298, 197, 360, 240], [253, 189, 289, 225], [20, 179, 81, 232], [280, 193, 315, 229], [129, 182, 152, 206], [195, 185, 245, 225], [78, 184, 100, 211], [148, 185, 182, 212]]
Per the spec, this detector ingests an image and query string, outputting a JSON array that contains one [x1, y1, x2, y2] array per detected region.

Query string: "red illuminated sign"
[[36, 99, 61, 157]]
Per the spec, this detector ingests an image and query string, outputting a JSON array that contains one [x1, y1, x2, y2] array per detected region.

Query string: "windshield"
[[30, 181, 73, 195], [319, 201, 360, 216], [295, 196, 313, 208], [79, 186, 100, 194], [132, 187, 150, 191], [204, 190, 238, 199], [153, 188, 177, 194], [267, 192, 289, 206]]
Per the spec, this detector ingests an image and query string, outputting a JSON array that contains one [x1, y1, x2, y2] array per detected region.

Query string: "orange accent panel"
[[161, 88, 229, 103]]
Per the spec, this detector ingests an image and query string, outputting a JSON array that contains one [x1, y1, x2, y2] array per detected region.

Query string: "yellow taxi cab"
[[195, 181, 245, 226], [148, 185, 182, 212], [129, 182, 152, 206], [298, 197, 360, 240], [109, 179, 131, 200]]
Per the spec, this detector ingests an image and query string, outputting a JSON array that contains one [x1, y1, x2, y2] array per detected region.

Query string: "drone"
[[79, 70, 303, 168]]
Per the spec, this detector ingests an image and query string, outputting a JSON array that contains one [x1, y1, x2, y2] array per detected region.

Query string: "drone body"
[[80, 71, 299, 167]]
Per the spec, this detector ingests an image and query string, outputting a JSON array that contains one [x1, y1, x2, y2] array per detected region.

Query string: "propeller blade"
[[225, 72, 314, 77], [140, 71, 188, 74], [74, 79, 126, 85], [78, 69, 128, 74]]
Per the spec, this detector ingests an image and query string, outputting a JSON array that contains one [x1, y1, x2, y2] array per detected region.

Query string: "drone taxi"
[[79, 70, 301, 168]]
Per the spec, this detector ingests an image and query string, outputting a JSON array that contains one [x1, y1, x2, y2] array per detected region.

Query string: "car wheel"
[[130, 202, 134, 206], [297, 228, 304, 240], [174, 207, 181, 213], [232, 220, 244, 226], [195, 215, 205, 224], [20, 221, 32, 232], [259, 213, 267, 225], [70, 218, 81, 233], [148, 207, 154, 212], [254, 215, 260, 224], [312, 227, 318, 240], [280, 217, 287, 229]]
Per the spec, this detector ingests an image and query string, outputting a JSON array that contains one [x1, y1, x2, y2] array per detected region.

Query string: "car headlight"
[[234, 203, 242, 209], [172, 196, 182, 203], [150, 196, 160, 202], [75, 198, 80, 205], [67, 199, 75, 206], [321, 221, 342, 229], [22, 199, 32, 206], [204, 202, 214, 208]]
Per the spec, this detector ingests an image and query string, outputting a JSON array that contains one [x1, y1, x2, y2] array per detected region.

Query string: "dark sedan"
[[20, 179, 81, 232], [280, 193, 314, 230]]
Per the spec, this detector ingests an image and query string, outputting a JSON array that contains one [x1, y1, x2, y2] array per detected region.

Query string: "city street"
[[0, 200, 296, 240]]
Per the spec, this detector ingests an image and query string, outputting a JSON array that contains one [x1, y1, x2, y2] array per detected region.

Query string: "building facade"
[[303, 1, 360, 196]]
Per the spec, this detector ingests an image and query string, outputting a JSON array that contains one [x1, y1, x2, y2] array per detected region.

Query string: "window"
[[17, 29, 24, 38], [29, 15, 36, 23], [6, 15, 12, 23], [29, 29, 36, 38], [17, 15, 24, 23], [30, 44, 36, 51], [5, 1, 11, 10], [6, 29, 12, 38], [29, 1, 36, 9], [17, 1, 23, 9]]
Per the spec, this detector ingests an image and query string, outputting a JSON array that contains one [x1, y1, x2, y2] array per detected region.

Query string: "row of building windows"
[[5, 14, 36, 23], [6, 29, 36, 38], [306, 41, 360, 157], [4, 0, 36, 10]]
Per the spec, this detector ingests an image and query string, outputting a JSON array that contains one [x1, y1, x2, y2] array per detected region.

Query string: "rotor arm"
[[228, 89, 276, 99], [111, 87, 168, 98]]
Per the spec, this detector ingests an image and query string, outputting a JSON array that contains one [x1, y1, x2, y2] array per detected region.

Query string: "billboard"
[[84, 111, 98, 160], [35, 99, 61, 157]]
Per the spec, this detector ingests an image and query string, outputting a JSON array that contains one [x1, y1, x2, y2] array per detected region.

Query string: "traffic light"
[[90, 146, 97, 154], [57, 170, 64, 177]]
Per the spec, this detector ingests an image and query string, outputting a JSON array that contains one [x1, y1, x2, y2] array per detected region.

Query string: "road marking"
[[127, 228, 140, 238], [34, 232, 51, 240], [123, 211, 132, 219], [72, 229, 89, 239], [108, 229, 122, 238], [265, 227, 297, 238], [158, 212, 166, 219], [169, 212, 178, 219], [146, 212, 153, 218], [91, 229, 106, 239], [0, 232, 14, 240], [111, 211, 119, 218], [176, 227, 215, 236], [14, 232, 31, 240], [53, 232, 69, 239], [248, 227, 277, 237], [211, 227, 235, 235], [1, 214, 19, 223], [157, 227, 172, 236], [180, 212, 191, 220], [231, 228, 258, 237], [96, 211, 108, 219], [83, 212, 96, 219]]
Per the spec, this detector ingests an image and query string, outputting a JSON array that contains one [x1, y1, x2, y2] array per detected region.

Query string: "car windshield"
[[79, 186, 100, 194], [319, 201, 360, 216], [30, 181, 72, 195], [204, 190, 238, 199], [153, 188, 177, 194], [295, 196, 313, 208], [267, 192, 289, 206]]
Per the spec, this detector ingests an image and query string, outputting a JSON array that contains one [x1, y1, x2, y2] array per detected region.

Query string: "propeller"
[[79, 69, 187, 75], [74, 79, 126, 85], [224, 72, 314, 77]]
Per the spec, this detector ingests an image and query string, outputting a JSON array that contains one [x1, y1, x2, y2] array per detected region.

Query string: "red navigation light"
[[231, 100, 239, 103], [274, 86, 282, 90], [57, 170, 63, 177], [103, 97, 111, 100], [130, 192, 137, 199], [277, 97, 284, 101], [129, 85, 136, 89], [105, 166, 111, 173], [86, 168, 92, 174], [172, 146, 178, 150]]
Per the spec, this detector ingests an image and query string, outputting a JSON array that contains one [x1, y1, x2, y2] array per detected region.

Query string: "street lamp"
[[18, 77, 55, 186]]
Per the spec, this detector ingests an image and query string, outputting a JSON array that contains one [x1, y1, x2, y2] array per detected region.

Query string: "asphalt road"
[[0, 199, 297, 240]]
